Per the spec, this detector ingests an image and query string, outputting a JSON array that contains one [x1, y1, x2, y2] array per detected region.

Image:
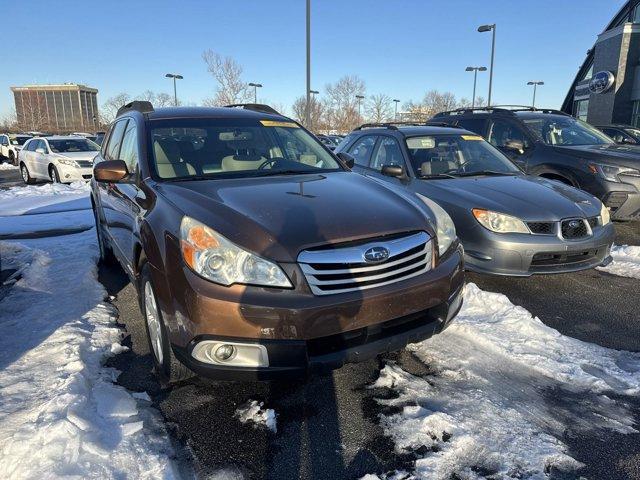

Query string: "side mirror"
[[94, 159, 129, 183], [381, 164, 405, 178], [35, 147, 46, 154], [336, 152, 355, 168], [504, 140, 524, 155]]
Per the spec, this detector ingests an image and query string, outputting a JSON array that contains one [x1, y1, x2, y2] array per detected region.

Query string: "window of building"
[[575, 100, 589, 121], [632, 4, 640, 24], [581, 63, 593, 81], [632, 101, 640, 127]]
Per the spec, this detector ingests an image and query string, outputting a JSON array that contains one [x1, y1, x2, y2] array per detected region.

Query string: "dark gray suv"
[[432, 107, 640, 220], [335, 122, 615, 277]]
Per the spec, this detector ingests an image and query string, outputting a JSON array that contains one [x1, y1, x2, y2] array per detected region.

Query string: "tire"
[[92, 204, 116, 265], [20, 163, 35, 184], [49, 165, 61, 183], [9, 152, 16, 166], [140, 263, 195, 386]]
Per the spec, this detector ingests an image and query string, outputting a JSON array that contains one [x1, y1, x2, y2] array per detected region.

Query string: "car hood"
[[414, 174, 601, 221], [55, 152, 98, 162], [156, 172, 435, 262], [550, 144, 640, 169]]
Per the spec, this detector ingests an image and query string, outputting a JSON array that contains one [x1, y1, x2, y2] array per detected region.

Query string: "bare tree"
[[366, 93, 393, 123], [202, 50, 251, 106], [323, 75, 366, 132], [292, 95, 325, 131], [101, 92, 131, 123], [422, 90, 458, 116], [475, 96, 487, 107], [155, 92, 176, 107]]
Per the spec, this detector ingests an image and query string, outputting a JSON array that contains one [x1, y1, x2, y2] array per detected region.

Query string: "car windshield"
[[624, 127, 640, 139], [405, 134, 521, 177], [48, 139, 100, 153], [521, 115, 613, 146], [12, 136, 32, 145], [149, 118, 342, 180]]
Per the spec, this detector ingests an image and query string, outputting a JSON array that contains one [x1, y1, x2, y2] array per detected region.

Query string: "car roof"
[[142, 106, 290, 122], [353, 125, 468, 136]]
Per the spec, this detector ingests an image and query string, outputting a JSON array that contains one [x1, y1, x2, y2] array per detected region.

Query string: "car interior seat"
[[154, 139, 196, 178], [221, 138, 267, 171]]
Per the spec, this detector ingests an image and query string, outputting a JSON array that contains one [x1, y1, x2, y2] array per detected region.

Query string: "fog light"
[[215, 344, 235, 361]]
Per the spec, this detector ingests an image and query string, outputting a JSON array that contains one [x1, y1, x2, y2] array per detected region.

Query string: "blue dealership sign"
[[589, 71, 615, 94]]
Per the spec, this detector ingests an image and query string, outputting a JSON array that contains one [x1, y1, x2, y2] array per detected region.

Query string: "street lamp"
[[477, 24, 496, 106], [308, 90, 319, 130], [527, 81, 544, 108], [465, 66, 487, 108], [393, 99, 400, 120], [356, 94, 365, 118], [248, 82, 263, 103], [305, 0, 311, 128], [165, 73, 183, 106]]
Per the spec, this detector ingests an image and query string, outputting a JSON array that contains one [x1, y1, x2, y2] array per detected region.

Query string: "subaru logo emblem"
[[568, 220, 580, 228], [364, 246, 390, 264]]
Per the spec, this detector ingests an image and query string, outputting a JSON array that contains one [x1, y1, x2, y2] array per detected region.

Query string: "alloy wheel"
[[144, 281, 164, 365], [21, 165, 28, 183]]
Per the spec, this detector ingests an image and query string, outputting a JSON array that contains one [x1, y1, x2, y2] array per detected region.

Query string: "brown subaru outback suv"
[[91, 101, 464, 384]]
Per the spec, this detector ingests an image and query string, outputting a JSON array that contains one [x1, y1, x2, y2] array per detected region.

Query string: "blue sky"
[[0, 0, 626, 119]]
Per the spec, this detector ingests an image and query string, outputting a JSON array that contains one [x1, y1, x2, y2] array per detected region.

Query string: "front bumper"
[[589, 174, 640, 220], [152, 242, 465, 380], [57, 165, 93, 182], [463, 223, 615, 276]]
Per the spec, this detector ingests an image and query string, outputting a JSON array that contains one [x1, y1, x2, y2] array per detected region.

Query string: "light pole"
[[305, 0, 311, 128], [477, 24, 496, 106], [309, 90, 319, 130], [165, 73, 183, 106], [393, 99, 400, 120], [248, 82, 262, 103], [465, 66, 487, 108], [527, 81, 544, 108], [356, 94, 365, 119]]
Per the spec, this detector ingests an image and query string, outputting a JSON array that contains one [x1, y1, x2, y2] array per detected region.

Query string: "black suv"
[[432, 107, 640, 220]]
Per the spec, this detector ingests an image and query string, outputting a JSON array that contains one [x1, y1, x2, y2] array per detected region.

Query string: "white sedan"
[[19, 136, 99, 184]]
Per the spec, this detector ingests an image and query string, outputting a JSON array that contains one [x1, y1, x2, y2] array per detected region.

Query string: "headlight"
[[472, 209, 529, 234], [589, 163, 640, 183], [57, 157, 79, 167], [180, 216, 292, 288], [416, 194, 456, 256], [600, 201, 611, 225]]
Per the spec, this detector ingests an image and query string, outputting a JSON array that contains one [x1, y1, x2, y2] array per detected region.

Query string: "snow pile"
[[598, 244, 640, 279], [371, 283, 640, 480], [0, 232, 178, 478], [234, 400, 277, 433], [0, 163, 18, 170]]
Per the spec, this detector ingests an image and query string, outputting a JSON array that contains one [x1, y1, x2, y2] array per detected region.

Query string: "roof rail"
[[116, 100, 154, 118], [354, 121, 463, 131], [434, 105, 570, 117], [354, 123, 399, 130], [224, 103, 281, 115]]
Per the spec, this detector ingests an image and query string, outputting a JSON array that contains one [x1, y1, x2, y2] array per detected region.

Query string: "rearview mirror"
[[336, 152, 355, 168], [504, 140, 524, 155], [381, 164, 405, 178], [94, 159, 129, 183], [35, 147, 46, 154]]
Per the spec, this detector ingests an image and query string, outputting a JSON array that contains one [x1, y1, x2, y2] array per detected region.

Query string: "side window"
[[347, 135, 376, 166], [455, 118, 487, 136], [105, 120, 128, 160], [488, 120, 529, 149], [35, 140, 46, 152], [602, 128, 625, 143], [118, 122, 139, 172], [370, 137, 404, 171]]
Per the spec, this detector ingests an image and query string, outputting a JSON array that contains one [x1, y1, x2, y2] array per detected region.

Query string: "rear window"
[[48, 139, 99, 153], [149, 118, 342, 180]]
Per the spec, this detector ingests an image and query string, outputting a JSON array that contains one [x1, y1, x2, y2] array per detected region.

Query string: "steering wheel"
[[258, 159, 278, 170], [444, 159, 473, 174]]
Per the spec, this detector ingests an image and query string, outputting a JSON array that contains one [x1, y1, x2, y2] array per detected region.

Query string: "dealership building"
[[10, 83, 99, 132], [563, 0, 640, 126]]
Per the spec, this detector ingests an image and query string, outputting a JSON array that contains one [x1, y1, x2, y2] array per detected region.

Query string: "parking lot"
[[3, 165, 637, 479]]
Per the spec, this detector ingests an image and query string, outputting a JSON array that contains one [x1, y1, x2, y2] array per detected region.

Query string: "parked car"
[[72, 132, 98, 143], [596, 124, 640, 145], [317, 134, 338, 150], [336, 122, 615, 276], [0, 133, 32, 165], [19, 136, 99, 184], [432, 107, 640, 220], [91, 101, 464, 384]]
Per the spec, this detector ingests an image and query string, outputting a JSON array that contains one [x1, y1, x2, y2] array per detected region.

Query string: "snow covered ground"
[[0, 184, 180, 479], [368, 283, 640, 480], [0, 163, 18, 171], [598, 244, 640, 280]]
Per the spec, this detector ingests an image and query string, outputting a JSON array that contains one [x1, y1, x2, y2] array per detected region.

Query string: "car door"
[[363, 135, 409, 187], [487, 118, 534, 171], [29, 139, 46, 178]]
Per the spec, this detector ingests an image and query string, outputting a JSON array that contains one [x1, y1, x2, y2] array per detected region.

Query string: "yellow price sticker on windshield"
[[260, 120, 299, 128], [461, 135, 483, 141]]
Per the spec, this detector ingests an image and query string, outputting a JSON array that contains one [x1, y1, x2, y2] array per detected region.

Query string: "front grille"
[[77, 160, 94, 168], [527, 222, 555, 235], [560, 218, 589, 239], [531, 249, 600, 267], [298, 232, 432, 295]]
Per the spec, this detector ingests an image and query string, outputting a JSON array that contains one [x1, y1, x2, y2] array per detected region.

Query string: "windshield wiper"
[[418, 173, 458, 179], [455, 170, 517, 177], [252, 169, 316, 177]]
